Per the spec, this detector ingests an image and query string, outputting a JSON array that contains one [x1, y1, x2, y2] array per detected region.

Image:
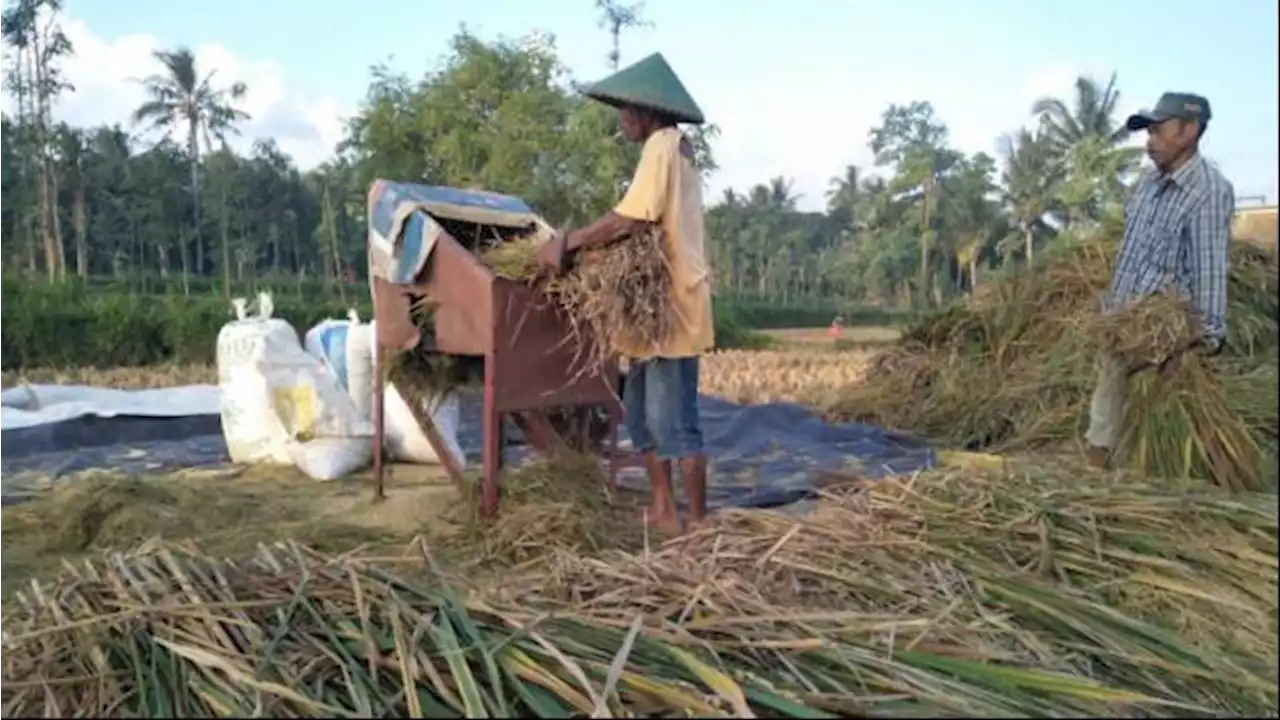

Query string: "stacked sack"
[[303, 310, 467, 471], [214, 293, 372, 480]]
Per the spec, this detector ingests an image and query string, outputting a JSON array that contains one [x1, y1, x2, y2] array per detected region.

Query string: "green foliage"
[[711, 316, 774, 351], [714, 296, 833, 330], [0, 280, 355, 369], [2, 4, 1152, 350], [0, 282, 804, 369]]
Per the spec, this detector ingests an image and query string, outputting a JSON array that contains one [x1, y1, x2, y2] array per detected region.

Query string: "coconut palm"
[[1030, 73, 1143, 229], [825, 164, 861, 212], [938, 152, 1001, 291], [595, 0, 650, 70], [131, 47, 250, 274], [999, 128, 1063, 265], [1031, 73, 1132, 153]]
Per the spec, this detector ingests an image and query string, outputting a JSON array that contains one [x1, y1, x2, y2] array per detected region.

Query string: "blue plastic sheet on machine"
[[1, 391, 934, 508]]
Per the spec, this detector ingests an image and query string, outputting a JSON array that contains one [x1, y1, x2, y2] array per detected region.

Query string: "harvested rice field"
[[0, 347, 883, 407], [763, 324, 903, 348]]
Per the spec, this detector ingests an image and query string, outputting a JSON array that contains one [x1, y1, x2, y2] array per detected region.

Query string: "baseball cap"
[[1125, 92, 1212, 131]]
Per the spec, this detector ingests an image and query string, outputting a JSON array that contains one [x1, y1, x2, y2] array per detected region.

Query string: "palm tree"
[[132, 47, 249, 276], [939, 153, 999, 292], [1030, 73, 1142, 230], [1056, 135, 1140, 231], [854, 176, 893, 233], [1031, 73, 1131, 154], [999, 128, 1062, 265], [594, 0, 650, 70], [825, 164, 861, 212]]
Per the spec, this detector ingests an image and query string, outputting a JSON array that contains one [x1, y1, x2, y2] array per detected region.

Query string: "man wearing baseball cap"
[[1084, 92, 1235, 469]]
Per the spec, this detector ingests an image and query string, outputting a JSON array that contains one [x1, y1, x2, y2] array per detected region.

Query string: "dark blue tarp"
[[1, 393, 934, 509]]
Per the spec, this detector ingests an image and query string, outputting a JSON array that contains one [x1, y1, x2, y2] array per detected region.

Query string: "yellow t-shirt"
[[613, 127, 715, 359]]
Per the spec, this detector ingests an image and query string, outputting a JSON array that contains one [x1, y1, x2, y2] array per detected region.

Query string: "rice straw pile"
[[832, 239, 1279, 490], [482, 227, 674, 375], [480, 234, 544, 278], [435, 453, 644, 569], [3, 467, 1276, 717]]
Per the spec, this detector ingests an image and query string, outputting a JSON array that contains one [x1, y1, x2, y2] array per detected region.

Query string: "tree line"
[[2, 0, 1145, 311]]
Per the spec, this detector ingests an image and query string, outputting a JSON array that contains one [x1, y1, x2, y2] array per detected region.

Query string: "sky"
[[6, 0, 1278, 212]]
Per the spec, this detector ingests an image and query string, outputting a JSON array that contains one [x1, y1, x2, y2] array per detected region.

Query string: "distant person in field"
[[828, 315, 845, 342], [536, 53, 713, 535], [1085, 92, 1233, 469]]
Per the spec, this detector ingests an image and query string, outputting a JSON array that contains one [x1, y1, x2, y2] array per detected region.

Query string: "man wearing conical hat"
[[537, 53, 713, 535]]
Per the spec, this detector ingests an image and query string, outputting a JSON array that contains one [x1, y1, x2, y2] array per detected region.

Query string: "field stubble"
[[3, 461, 1276, 718], [4, 318, 1278, 715], [1, 343, 882, 408]]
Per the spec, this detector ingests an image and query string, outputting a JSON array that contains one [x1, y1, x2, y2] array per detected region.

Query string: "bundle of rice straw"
[[3, 465, 1276, 717], [1084, 290, 1198, 371], [482, 227, 674, 375], [1075, 291, 1266, 490], [480, 234, 544, 278], [1119, 354, 1266, 491], [831, 239, 1278, 490]]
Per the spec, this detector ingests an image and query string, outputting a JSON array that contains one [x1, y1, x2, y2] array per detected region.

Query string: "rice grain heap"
[[3, 466, 1276, 718], [832, 238, 1279, 490]]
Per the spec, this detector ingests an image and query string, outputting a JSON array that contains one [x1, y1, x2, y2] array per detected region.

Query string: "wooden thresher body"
[[366, 180, 628, 517]]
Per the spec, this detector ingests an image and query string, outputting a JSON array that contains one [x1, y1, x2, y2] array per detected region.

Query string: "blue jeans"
[[623, 357, 704, 460]]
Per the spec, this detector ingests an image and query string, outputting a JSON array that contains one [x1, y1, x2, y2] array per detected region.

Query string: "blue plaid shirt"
[[1108, 154, 1235, 342]]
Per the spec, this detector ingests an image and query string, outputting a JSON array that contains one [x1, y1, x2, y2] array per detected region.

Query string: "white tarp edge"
[[0, 384, 220, 431]]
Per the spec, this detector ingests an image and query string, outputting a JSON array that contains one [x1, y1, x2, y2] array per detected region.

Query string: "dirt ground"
[[0, 461, 463, 595]]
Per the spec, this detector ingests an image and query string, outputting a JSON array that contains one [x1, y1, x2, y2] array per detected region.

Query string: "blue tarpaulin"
[[367, 180, 543, 284], [4, 183, 935, 505], [1, 389, 934, 508]]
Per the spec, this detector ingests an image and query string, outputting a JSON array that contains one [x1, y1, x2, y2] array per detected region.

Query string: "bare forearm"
[[565, 212, 653, 253]]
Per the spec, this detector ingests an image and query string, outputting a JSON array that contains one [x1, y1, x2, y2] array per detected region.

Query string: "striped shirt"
[[1108, 153, 1235, 342]]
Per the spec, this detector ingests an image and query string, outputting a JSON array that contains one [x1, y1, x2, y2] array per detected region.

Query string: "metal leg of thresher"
[[608, 421, 621, 488], [512, 413, 564, 455], [605, 369, 642, 483], [480, 354, 503, 519], [372, 341, 386, 502], [416, 410, 468, 491]]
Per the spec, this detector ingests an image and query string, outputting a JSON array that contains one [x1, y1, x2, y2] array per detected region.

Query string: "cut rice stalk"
[[1118, 355, 1266, 491]]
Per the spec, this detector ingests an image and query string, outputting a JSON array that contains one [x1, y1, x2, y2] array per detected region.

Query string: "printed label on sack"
[[217, 333, 264, 368], [272, 385, 317, 439]]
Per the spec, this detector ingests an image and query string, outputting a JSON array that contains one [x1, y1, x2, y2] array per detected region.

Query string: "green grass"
[[0, 276, 801, 369]]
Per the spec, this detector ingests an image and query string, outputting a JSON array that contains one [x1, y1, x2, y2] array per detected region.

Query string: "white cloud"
[[2, 13, 349, 170], [22, 15, 1253, 215]]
